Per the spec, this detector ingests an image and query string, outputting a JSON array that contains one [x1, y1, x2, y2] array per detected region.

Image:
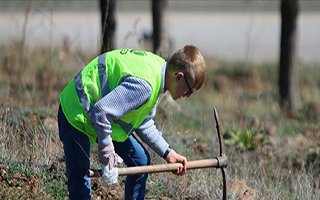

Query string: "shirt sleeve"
[[89, 76, 152, 148], [135, 104, 170, 157]]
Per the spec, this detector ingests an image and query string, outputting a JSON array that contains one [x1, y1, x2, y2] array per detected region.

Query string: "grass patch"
[[224, 125, 269, 151], [0, 44, 319, 199]]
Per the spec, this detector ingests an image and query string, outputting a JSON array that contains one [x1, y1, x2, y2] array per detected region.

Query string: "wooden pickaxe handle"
[[88, 107, 227, 200], [88, 156, 227, 178]]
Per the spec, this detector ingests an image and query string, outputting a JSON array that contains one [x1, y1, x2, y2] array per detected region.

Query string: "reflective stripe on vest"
[[74, 53, 134, 136], [74, 53, 107, 114]]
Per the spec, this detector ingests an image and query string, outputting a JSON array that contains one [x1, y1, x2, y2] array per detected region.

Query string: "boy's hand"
[[99, 142, 123, 186], [98, 142, 123, 168], [165, 150, 187, 175]]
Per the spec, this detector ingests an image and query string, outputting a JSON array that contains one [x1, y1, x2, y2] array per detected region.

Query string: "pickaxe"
[[88, 107, 228, 199]]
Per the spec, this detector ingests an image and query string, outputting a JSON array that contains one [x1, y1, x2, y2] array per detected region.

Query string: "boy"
[[57, 45, 206, 199]]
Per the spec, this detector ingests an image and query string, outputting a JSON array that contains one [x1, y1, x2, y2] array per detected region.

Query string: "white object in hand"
[[101, 165, 119, 186]]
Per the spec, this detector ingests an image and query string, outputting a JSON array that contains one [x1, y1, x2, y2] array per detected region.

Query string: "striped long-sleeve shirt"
[[89, 64, 170, 157]]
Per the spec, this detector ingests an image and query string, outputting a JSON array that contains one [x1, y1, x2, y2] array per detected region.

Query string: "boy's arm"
[[135, 106, 171, 158], [89, 76, 152, 165], [136, 104, 187, 175]]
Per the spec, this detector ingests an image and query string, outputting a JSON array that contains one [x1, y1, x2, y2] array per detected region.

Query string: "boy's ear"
[[175, 71, 184, 80]]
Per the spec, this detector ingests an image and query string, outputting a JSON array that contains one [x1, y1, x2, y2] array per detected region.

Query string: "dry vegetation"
[[0, 1, 320, 197], [0, 37, 319, 200]]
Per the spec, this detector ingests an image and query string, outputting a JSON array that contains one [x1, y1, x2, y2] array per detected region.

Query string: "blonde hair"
[[167, 45, 206, 90]]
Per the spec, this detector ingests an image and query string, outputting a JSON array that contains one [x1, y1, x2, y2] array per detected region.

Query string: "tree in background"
[[152, 0, 168, 57], [100, 0, 116, 53], [99, 0, 170, 57], [279, 0, 301, 114]]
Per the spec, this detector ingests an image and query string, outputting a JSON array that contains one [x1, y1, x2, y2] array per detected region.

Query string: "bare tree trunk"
[[152, 0, 167, 57], [100, 0, 116, 54], [279, 0, 301, 114]]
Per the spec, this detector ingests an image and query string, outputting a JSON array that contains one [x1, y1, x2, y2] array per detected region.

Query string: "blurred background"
[[0, 0, 319, 199], [1, 0, 319, 63]]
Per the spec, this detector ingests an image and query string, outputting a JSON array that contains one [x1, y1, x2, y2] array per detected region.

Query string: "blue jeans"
[[58, 105, 150, 200]]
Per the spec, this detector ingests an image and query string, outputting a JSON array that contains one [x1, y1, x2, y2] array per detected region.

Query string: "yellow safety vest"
[[59, 48, 165, 143]]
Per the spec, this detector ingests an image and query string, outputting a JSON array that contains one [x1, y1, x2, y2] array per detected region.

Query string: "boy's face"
[[169, 72, 194, 100]]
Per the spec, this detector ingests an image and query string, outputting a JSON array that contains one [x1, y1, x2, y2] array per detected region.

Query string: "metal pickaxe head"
[[213, 107, 227, 200]]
